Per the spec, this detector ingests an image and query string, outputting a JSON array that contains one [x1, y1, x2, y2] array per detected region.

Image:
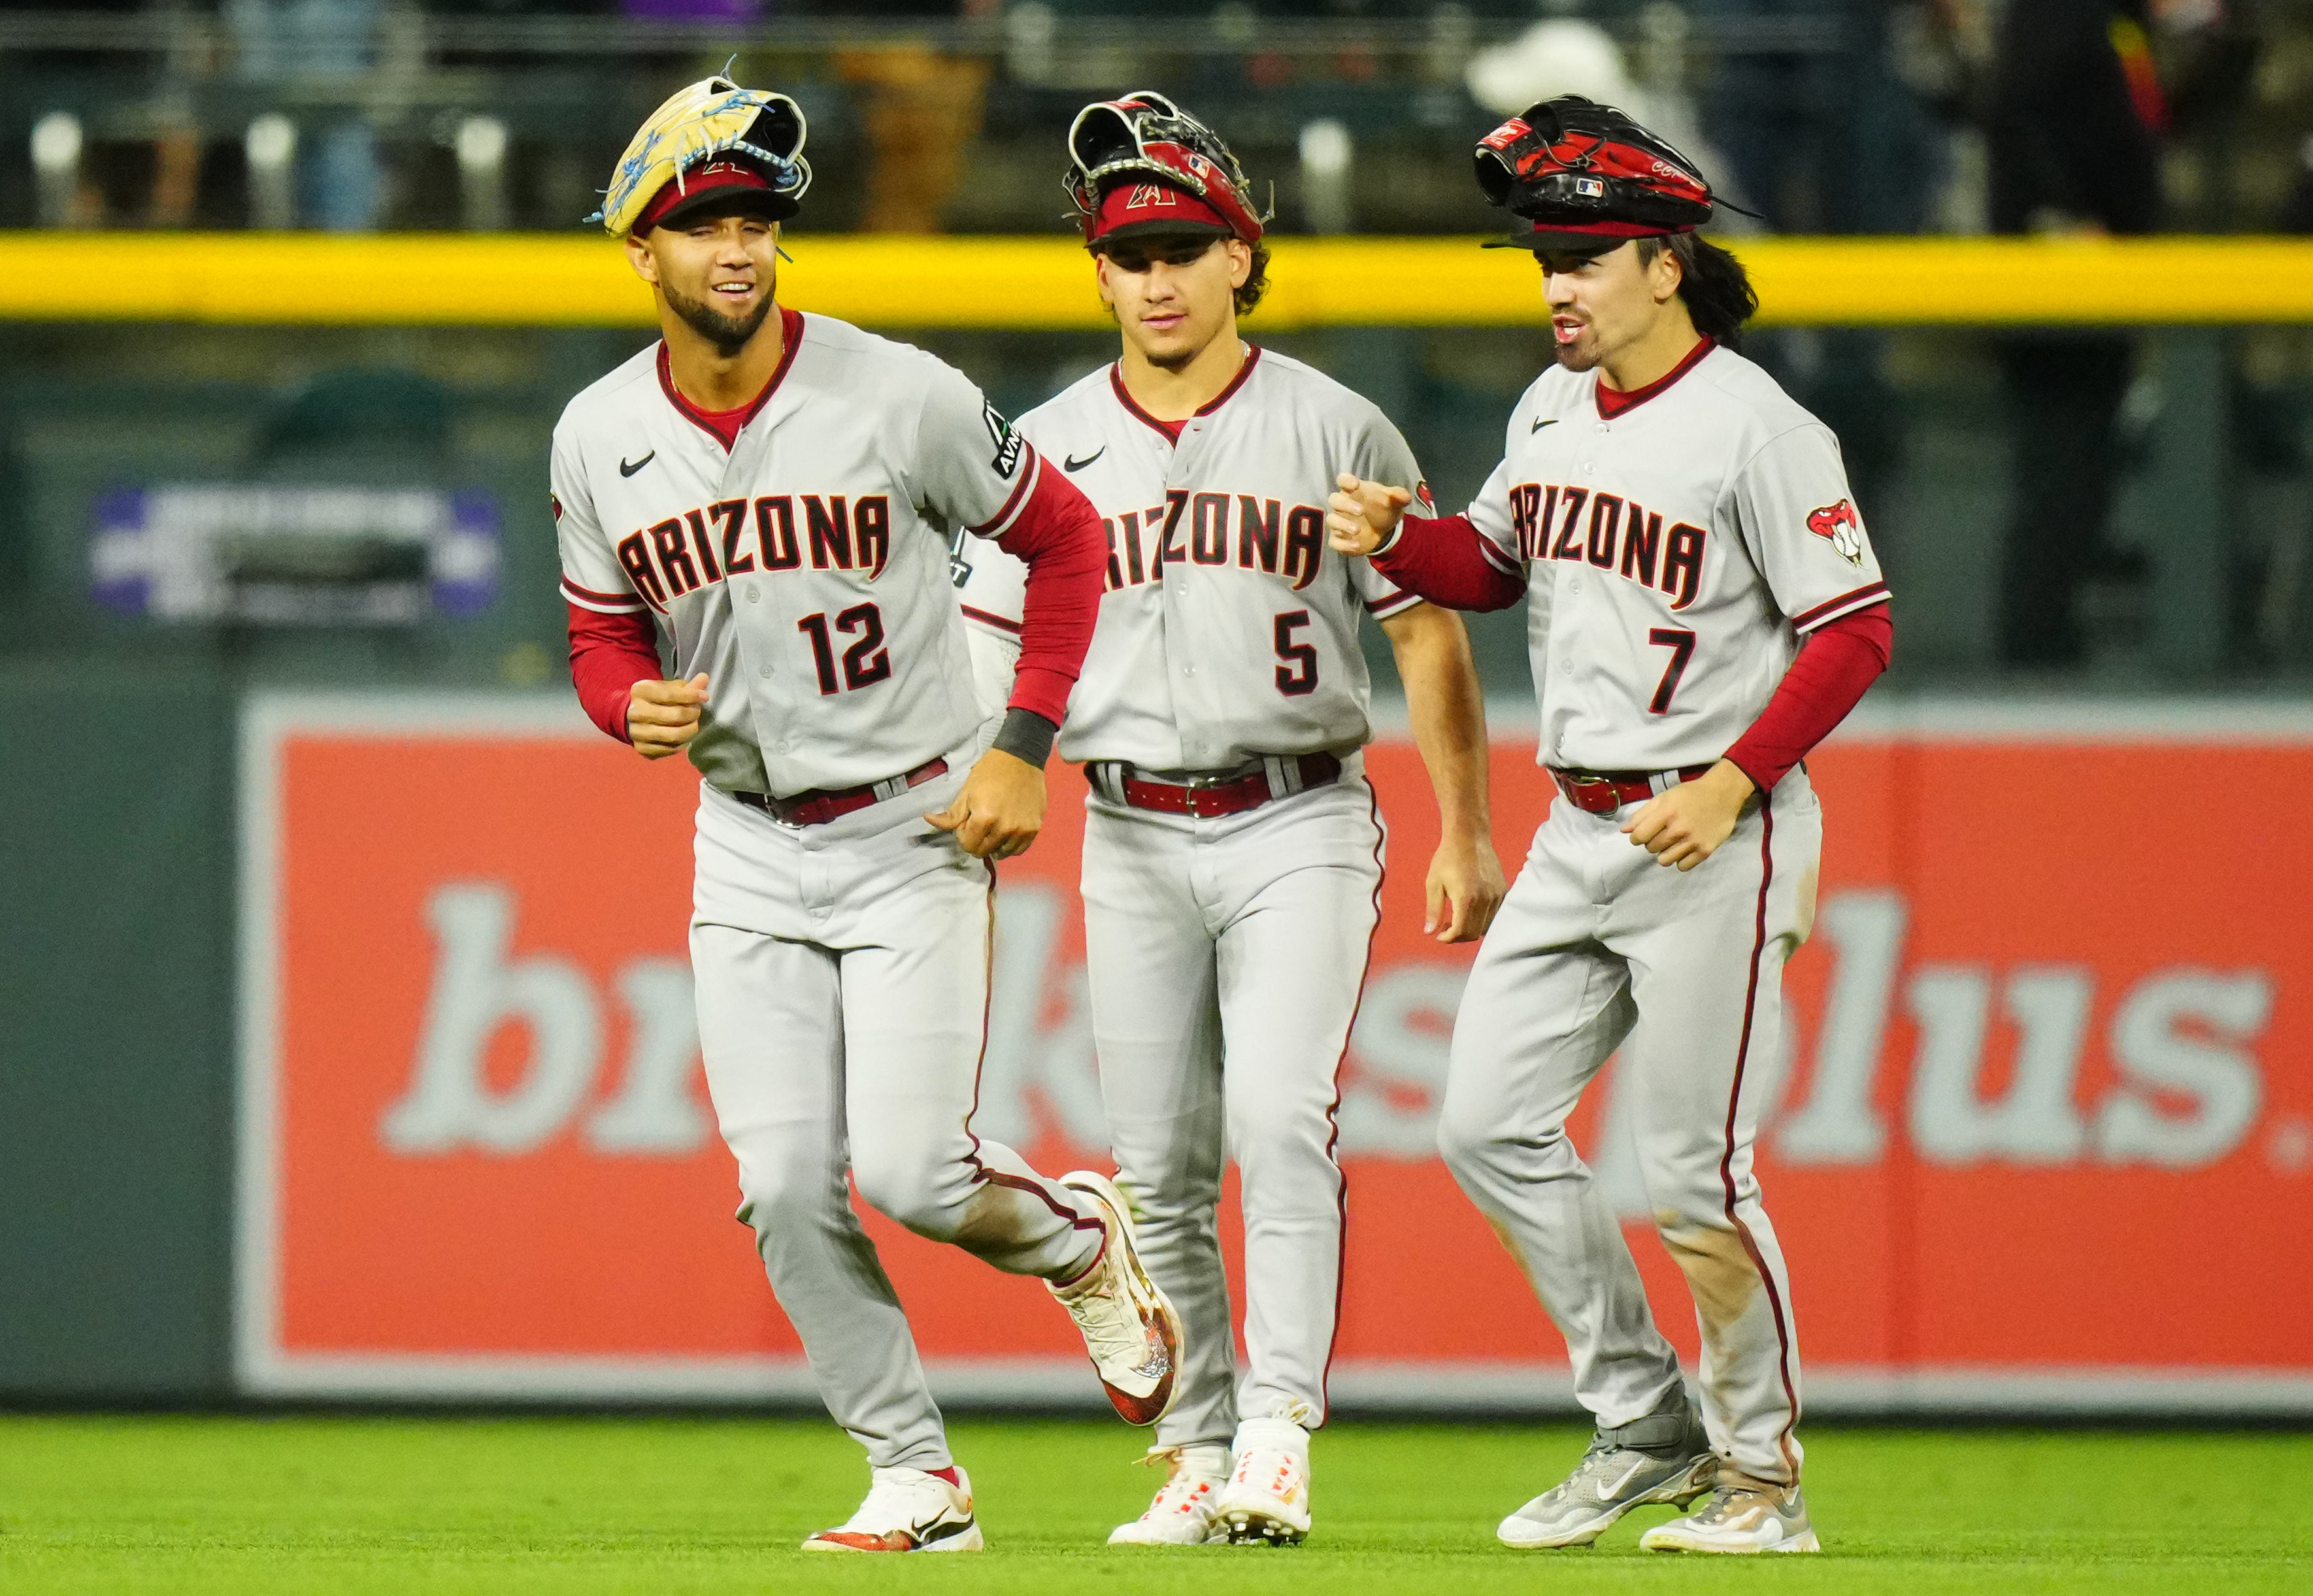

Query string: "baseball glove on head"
[[1065, 91, 1270, 246], [598, 75, 810, 239], [1475, 94, 1715, 251]]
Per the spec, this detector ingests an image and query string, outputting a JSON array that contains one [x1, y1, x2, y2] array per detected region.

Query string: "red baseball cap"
[[632, 156, 797, 233], [1085, 180, 1235, 248]]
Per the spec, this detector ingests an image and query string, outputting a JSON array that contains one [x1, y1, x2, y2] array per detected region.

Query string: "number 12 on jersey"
[[799, 603, 892, 695], [1647, 627, 1695, 714]]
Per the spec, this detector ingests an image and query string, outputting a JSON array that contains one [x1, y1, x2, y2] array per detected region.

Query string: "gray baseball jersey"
[[1431, 340, 1889, 1491], [556, 307, 1126, 1479], [952, 348, 1423, 771], [553, 307, 1044, 797], [1459, 341, 1887, 773]]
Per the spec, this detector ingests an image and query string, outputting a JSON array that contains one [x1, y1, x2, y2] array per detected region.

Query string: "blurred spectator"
[[1985, 0, 2167, 667], [225, 0, 388, 231], [834, 0, 995, 233], [1686, 0, 1932, 538]]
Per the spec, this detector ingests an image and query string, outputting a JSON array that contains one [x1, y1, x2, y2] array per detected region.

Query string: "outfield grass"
[[1, 1414, 2305, 1593]]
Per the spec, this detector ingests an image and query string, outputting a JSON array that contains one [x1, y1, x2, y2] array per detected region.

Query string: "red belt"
[[1549, 764, 1713, 816], [734, 756, 950, 827], [1108, 752, 1343, 819]]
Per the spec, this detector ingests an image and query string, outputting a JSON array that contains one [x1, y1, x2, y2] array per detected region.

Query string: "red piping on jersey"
[[1593, 336, 1714, 420], [1722, 795, 1804, 1482], [561, 578, 645, 614], [656, 306, 805, 451], [1789, 579, 1889, 633], [1108, 346, 1264, 444], [967, 448, 1043, 538], [960, 604, 1022, 635]]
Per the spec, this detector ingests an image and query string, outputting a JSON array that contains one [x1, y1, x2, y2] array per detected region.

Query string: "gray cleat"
[[1496, 1388, 1718, 1550]]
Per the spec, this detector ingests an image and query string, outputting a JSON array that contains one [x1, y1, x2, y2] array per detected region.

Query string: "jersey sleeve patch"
[[984, 399, 1025, 480], [1806, 498, 1865, 565]]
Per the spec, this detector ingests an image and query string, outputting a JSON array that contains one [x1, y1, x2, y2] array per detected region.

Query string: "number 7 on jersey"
[[1647, 627, 1695, 714]]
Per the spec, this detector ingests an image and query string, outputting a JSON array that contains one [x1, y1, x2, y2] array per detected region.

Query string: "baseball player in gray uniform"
[[1329, 97, 1893, 1555], [956, 93, 1503, 1546], [555, 78, 1188, 1554]]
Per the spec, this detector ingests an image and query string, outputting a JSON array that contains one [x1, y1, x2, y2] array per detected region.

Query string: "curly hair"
[[1638, 232, 1757, 351], [1235, 240, 1270, 315]]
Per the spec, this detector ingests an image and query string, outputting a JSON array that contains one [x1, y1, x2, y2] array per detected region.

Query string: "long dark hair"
[[1643, 232, 1757, 351]]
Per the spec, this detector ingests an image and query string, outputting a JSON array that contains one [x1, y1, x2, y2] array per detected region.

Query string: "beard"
[[664, 282, 774, 358], [1551, 332, 1603, 373]]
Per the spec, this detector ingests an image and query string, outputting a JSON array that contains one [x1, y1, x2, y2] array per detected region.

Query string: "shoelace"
[[1134, 1446, 1221, 1520], [1688, 1480, 1778, 1525]]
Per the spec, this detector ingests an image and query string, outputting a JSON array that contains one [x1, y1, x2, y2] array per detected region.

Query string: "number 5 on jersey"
[[799, 603, 891, 695], [1274, 610, 1319, 697]]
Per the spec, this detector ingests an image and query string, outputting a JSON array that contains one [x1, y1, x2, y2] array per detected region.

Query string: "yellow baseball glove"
[[596, 75, 810, 239]]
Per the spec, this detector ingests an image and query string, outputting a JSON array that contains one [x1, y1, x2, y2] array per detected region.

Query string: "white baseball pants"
[[1437, 771, 1821, 1485], [1081, 765, 1384, 1449], [689, 778, 1106, 1472]]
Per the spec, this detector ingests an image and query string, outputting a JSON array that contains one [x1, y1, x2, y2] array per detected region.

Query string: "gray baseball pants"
[[1437, 771, 1820, 1485], [1080, 765, 1384, 1450], [689, 778, 1106, 1472]]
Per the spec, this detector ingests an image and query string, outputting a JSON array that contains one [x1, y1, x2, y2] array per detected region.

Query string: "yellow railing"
[[7, 234, 2312, 327]]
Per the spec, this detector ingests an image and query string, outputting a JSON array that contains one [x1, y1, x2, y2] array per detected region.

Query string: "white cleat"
[[1639, 1474, 1820, 1554], [1048, 1171, 1183, 1426], [1107, 1444, 1231, 1545], [1216, 1410, 1313, 1545], [801, 1464, 984, 1553]]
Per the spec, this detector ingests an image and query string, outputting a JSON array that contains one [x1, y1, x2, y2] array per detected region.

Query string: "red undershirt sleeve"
[[1722, 603, 1893, 791], [566, 601, 663, 744], [990, 462, 1107, 727], [1369, 513, 1528, 612]]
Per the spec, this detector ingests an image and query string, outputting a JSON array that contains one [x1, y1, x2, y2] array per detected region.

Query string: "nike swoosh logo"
[[619, 450, 655, 477], [912, 1512, 973, 1545], [1600, 1457, 1648, 1498], [1064, 446, 1106, 472], [1531, 417, 1559, 434]]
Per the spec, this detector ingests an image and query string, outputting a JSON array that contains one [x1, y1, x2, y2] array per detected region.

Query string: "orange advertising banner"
[[236, 695, 2313, 1413]]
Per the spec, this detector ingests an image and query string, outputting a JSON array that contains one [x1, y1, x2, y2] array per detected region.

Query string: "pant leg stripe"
[[1718, 794, 1803, 1480], [959, 861, 1101, 1244], [1316, 777, 1388, 1425]]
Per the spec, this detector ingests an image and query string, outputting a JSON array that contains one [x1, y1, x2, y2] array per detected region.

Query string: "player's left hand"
[[1622, 759, 1756, 871], [927, 748, 1047, 859], [1325, 472, 1411, 557], [1425, 832, 1507, 942]]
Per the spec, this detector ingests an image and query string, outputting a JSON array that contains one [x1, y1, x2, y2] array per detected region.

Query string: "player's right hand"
[[1326, 471, 1412, 557], [627, 673, 710, 760]]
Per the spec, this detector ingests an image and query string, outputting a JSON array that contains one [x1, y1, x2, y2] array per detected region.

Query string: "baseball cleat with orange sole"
[[1047, 1170, 1184, 1425], [801, 1465, 984, 1553]]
